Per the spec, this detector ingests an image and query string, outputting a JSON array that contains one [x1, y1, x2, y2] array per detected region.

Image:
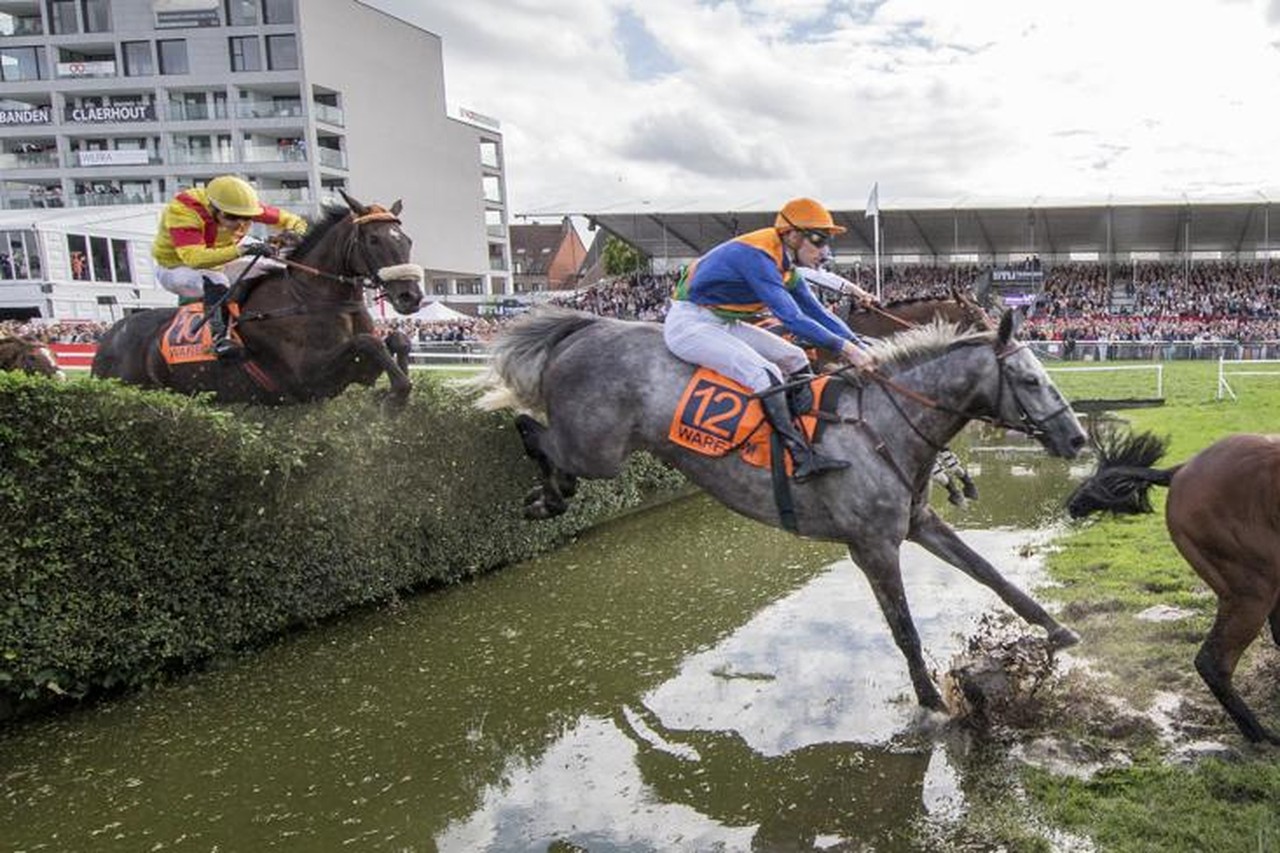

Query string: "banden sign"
[[0, 107, 52, 125], [66, 104, 156, 123]]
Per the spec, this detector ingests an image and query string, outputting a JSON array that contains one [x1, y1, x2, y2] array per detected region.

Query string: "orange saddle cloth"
[[667, 367, 832, 471], [159, 303, 242, 366]]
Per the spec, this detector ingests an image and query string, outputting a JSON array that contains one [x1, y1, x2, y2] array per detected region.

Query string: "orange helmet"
[[775, 197, 846, 235]]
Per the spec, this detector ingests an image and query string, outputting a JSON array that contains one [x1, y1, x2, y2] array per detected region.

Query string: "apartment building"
[[0, 0, 510, 320]]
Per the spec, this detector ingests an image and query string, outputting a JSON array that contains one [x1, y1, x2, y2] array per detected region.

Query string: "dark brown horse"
[[839, 287, 992, 336], [1068, 428, 1280, 744], [92, 191, 423, 406], [0, 336, 63, 379]]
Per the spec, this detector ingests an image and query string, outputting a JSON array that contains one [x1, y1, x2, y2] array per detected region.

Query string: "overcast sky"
[[366, 0, 1280, 217]]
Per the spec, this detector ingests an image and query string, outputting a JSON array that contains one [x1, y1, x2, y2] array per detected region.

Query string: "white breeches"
[[155, 257, 287, 299], [663, 300, 810, 392]]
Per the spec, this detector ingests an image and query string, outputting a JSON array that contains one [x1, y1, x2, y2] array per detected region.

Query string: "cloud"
[[369, 0, 1280, 212], [616, 110, 790, 179]]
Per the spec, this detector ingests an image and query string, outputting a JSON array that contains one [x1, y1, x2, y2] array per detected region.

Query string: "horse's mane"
[[289, 205, 349, 258], [863, 320, 993, 371]]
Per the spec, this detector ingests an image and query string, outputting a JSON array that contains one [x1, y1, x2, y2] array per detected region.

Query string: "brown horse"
[[839, 287, 992, 336], [0, 336, 63, 379], [1068, 428, 1280, 744], [91, 191, 423, 406]]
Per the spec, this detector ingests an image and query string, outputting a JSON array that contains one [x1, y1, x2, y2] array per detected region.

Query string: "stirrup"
[[792, 451, 850, 482], [213, 337, 245, 361]]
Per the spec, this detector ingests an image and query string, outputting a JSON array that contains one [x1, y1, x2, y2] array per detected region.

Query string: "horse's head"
[[989, 311, 1086, 459], [338, 190, 424, 315], [1, 337, 64, 379]]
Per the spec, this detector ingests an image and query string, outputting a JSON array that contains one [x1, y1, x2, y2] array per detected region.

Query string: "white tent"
[[411, 300, 469, 322]]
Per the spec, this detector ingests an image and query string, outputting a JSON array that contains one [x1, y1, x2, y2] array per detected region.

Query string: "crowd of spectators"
[[14, 259, 1280, 350]]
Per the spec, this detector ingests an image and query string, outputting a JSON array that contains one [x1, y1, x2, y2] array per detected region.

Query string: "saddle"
[[159, 303, 244, 365], [668, 367, 838, 472]]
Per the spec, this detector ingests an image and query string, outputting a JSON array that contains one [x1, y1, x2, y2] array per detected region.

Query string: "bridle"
[[234, 207, 411, 323], [277, 206, 404, 292], [811, 338, 1074, 491]]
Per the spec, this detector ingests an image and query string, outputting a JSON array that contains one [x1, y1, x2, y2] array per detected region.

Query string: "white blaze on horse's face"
[[996, 345, 1086, 459]]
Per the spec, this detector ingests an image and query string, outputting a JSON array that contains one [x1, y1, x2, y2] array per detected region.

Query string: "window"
[[265, 35, 297, 70], [47, 0, 77, 35], [89, 236, 111, 282], [456, 278, 483, 296], [431, 278, 449, 296], [81, 0, 109, 32], [225, 0, 258, 26], [111, 238, 132, 283], [158, 40, 188, 75], [122, 41, 153, 77], [0, 47, 44, 82], [229, 36, 261, 72], [263, 0, 294, 24]]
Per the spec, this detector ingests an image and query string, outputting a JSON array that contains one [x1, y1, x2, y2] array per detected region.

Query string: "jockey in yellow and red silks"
[[152, 174, 307, 359], [664, 197, 877, 482]]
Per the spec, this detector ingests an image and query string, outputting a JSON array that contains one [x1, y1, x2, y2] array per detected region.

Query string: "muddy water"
[[1, 430, 1080, 852]]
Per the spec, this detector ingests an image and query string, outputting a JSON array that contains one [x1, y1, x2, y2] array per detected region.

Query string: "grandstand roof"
[[582, 196, 1280, 263]]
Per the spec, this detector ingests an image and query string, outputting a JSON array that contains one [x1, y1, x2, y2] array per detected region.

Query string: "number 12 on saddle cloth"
[[667, 367, 837, 472]]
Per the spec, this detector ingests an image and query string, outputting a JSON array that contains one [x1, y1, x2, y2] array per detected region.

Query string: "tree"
[[602, 235, 645, 276]]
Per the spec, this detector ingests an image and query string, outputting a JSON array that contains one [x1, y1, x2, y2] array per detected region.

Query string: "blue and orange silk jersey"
[[152, 187, 307, 270], [672, 227, 858, 352]]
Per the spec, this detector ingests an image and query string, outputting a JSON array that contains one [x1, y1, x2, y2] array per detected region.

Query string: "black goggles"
[[802, 229, 831, 248]]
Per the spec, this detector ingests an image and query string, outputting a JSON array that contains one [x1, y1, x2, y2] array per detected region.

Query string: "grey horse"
[[475, 306, 1088, 711]]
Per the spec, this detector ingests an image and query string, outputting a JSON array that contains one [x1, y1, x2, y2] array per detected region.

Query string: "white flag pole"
[[866, 182, 881, 300]]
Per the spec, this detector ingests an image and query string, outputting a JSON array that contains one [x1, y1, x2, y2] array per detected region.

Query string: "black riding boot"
[[202, 277, 243, 360], [786, 368, 816, 416], [761, 380, 849, 482]]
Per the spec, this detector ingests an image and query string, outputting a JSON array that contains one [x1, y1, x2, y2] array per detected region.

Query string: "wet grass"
[[965, 359, 1280, 852]]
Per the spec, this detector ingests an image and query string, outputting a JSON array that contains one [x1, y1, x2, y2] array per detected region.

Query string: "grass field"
[[991, 359, 1280, 853]]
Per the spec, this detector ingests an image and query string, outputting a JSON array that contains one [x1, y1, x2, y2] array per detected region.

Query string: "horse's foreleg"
[[848, 542, 947, 711], [1195, 598, 1280, 744], [343, 334, 413, 408], [908, 507, 1079, 649], [384, 331, 411, 375]]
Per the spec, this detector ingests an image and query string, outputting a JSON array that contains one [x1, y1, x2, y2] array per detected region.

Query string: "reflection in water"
[[1, 426, 1079, 852], [437, 528, 1052, 852]]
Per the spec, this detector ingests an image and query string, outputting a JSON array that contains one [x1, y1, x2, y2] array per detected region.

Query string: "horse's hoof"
[[1048, 626, 1081, 649]]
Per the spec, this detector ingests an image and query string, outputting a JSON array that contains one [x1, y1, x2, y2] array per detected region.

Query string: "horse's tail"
[[470, 306, 604, 415], [1066, 427, 1180, 518]]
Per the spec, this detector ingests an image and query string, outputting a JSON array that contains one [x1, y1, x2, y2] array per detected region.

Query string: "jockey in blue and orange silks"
[[664, 197, 877, 481]]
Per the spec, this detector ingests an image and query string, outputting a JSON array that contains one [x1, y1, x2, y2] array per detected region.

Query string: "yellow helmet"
[[205, 175, 263, 218], [775, 197, 846, 235]]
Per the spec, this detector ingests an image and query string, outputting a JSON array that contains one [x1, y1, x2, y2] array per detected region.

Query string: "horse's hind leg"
[[1195, 597, 1279, 743], [908, 506, 1079, 648], [515, 414, 572, 519]]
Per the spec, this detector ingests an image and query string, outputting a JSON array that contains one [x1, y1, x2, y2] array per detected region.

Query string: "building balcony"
[[312, 102, 344, 126], [316, 147, 346, 169], [69, 191, 156, 207], [55, 60, 117, 79], [169, 148, 236, 165], [236, 101, 304, 120], [166, 102, 229, 122], [258, 187, 311, 205], [0, 151, 58, 168], [242, 143, 307, 163], [1, 19, 43, 37]]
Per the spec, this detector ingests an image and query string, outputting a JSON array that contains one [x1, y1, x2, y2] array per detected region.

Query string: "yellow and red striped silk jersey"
[[151, 187, 307, 270]]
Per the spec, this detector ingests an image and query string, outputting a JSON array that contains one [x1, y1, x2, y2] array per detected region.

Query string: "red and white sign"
[[49, 343, 96, 369]]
